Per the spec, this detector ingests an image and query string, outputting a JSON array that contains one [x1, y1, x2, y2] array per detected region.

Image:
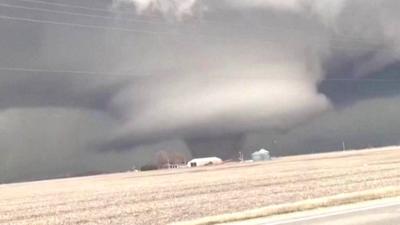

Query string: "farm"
[[1, 147, 400, 225]]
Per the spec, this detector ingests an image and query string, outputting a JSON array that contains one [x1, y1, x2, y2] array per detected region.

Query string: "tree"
[[169, 151, 186, 164], [140, 164, 158, 171], [155, 150, 169, 168]]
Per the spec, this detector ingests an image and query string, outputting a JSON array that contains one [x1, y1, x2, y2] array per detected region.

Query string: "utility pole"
[[238, 152, 244, 162]]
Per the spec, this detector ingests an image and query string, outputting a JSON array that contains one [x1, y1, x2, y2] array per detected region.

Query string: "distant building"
[[251, 149, 271, 161], [187, 157, 223, 167], [166, 163, 187, 169]]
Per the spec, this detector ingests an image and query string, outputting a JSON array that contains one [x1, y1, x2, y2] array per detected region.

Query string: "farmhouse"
[[187, 157, 223, 167]]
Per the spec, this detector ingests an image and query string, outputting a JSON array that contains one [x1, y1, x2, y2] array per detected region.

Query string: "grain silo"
[[251, 149, 271, 161]]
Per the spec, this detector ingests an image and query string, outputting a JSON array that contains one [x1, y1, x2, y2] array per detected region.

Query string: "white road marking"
[[260, 201, 400, 225]]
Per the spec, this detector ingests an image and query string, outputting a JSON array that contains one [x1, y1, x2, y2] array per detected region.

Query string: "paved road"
[[260, 201, 400, 225]]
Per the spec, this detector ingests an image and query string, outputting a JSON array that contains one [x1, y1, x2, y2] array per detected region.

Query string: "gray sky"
[[0, 0, 400, 183]]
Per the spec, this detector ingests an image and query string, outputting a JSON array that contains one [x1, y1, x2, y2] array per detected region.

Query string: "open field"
[[1, 147, 400, 225]]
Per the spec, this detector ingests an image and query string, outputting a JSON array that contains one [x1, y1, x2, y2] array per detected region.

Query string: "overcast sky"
[[0, 0, 400, 183]]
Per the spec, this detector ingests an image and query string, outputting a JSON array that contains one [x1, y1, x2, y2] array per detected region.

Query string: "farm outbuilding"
[[187, 157, 223, 167], [251, 149, 271, 161]]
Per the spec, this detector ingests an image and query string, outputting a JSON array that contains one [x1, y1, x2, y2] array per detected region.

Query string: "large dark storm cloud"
[[1, 0, 400, 183]]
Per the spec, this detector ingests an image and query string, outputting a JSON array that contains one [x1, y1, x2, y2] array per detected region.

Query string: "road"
[[228, 199, 400, 225], [264, 202, 400, 225]]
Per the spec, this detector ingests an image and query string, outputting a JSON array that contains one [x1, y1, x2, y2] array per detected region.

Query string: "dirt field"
[[1, 147, 400, 225]]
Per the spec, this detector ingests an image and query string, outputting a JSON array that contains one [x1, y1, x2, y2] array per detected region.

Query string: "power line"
[[0, 2, 171, 26], [0, 14, 238, 47], [9, 0, 170, 22], [0, 13, 396, 54], [321, 78, 400, 82], [4, 0, 386, 45], [0, 66, 134, 77], [12, 0, 172, 21], [1, 67, 400, 82], [9, 0, 119, 14], [0, 14, 170, 35], [0, 14, 293, 46]]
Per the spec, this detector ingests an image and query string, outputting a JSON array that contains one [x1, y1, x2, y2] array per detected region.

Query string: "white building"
[[187, 157, 223, 167], [251, 149, 271, 161]]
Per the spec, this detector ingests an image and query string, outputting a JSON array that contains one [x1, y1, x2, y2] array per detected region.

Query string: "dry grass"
[[173, 186, 400, 225], [1, 147, 400, 225]]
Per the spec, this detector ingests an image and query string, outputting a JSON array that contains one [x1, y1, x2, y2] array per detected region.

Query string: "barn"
[[187, 157, 223, 167]]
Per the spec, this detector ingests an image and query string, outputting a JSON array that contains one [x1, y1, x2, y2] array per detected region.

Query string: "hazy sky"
[[0, 0, 400, 183]]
